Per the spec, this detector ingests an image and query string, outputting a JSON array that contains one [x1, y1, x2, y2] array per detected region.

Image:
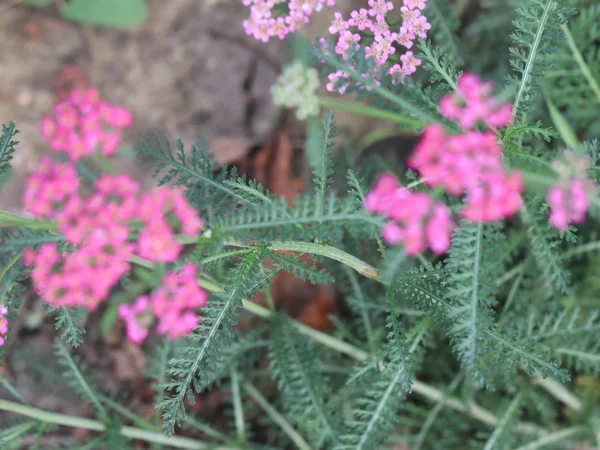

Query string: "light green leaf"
[[546, 97, 579, 150], [61, 0, 148, 28]]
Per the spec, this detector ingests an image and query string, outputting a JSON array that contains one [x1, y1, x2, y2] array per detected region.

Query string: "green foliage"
[[445, 223, 503, 374], [545, 4, 600, 136], [54, 340, 108, 421], [213, 193, 381, 244], [3, 1, 600, 448], [522, 199, 571, 295], [270, 315, 341, 447], [335, 314, 421, 450], [50, 306, 86, 347], [309, 112, 337, 202], [418, 40, 462, 91], [0, 121, 19, 179], [159, 252, 277, 434], [423, 0, 463, 64], [515, 307, 600, 374], [508, 0, 574, 118], [483, 393, 523, 450], [136, 135, 254, 219]]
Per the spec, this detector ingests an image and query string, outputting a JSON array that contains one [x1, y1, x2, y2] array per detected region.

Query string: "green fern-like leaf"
[[445, 223, 504, 375], [483, 393, 523, 450], [54, 341, 108, 421], [335, 311, 422, 450], [214, 193, 381, 244], [515, 307, 600, 374], [545, 4, 600, 135], [48, 306, 86, 347], [159, 252, 278, 434], [309, 112, 337, 203], [423, 0, 463, 64], [508, 0, 573, 118], [418, 40, 462, 91], [522, 201, 571, 295], [136, 135, 253, 220], [0, 121, 19, 178], [392, 264, 567, 382], [270, 315, 341, 448]]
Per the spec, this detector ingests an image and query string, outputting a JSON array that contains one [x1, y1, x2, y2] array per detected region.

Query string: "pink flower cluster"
[[0, 305, 8, 347], [440, 74, 513, 130], [243, 0, 335, 42], [365, 173, 454, 255], [409, 74, 523, 223], [40, 88, 132, 161], [23, 159, 205, 311], [327, 0, 429, 93], [547, 151, 597, 230], [119, 263, 208, 343]]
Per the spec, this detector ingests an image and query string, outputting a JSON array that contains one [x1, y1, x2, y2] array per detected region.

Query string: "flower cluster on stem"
[[410, 73, 523, 223], [366, 73, 522, 255], [327, 0, 429, 93], [365, 173, 455, 255], [119, 263, 208, 343], [22, 158, 207, 335], [41, 88, 132, 160], [243, 0, 336, 42]]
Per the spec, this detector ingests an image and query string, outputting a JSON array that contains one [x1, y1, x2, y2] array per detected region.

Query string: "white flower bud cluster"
[[271, 61, 320, 120]]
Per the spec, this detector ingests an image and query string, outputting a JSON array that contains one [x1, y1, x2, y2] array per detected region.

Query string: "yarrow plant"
[[2, 1, 600, 449]]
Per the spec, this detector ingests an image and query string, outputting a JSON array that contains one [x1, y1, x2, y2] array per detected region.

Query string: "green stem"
[[94, 150, 114, 174], [561, 24, 600, 107], [231, 368, 246, 445], [0, 252, 21, 284], [513, 426, 588, 450], [0, 399, 241, 450], [226, 240, 381, 282], [241, 300, 368, 360], [533, 375, 583, 412], [318, 97, 427, 129], [0, 210, 58, 231], [244, 382, 312, 450]]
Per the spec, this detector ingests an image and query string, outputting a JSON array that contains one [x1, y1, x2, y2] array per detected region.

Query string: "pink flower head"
[[23, 158, 80, 218], [41, 87, 132, 161], [244, 0, 336, 42], [440, 73, 514, 130], [0, 304, 8, 346], [151, 263, 208, 340], [23, 155, 205, 312], [329, 11, 348, 34], [404, 0, 427, 9], [365, 173, 455, 255], [119, 295, 153, 344], [368, 0, 393, 22], [349, 8, 372, 31], [137, 219, 182, 263]]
